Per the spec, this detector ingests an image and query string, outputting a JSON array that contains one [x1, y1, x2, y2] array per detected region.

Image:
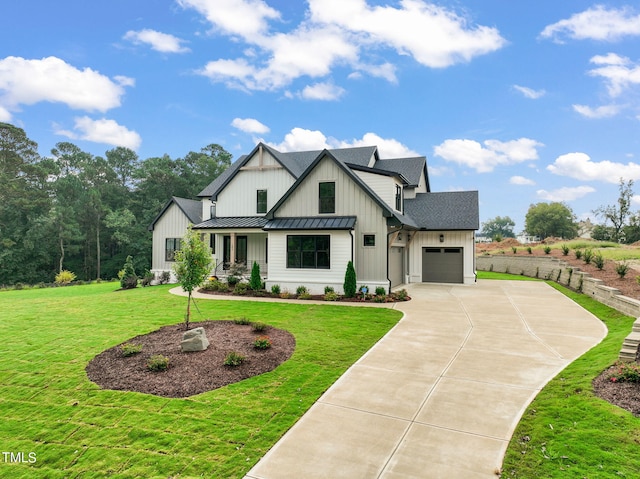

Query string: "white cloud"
[[123, 29, 190, 53], [510, 175, 535, 186], [308, 0, 506, 68], [0, 56, 131, 114], [267, 128, 418, 158], [300, 82, 346, 101], [177, 0, 280, 40], [513, 85, 545, 99], [231, 117, 270, 134], [536, 186, 596, 202], [0, 105, 11, 122], [433, 138, 543, 173], [547, 152, 640, 183], [185, 0, 505, 93], [55, 116, 141, 150], [573, 103, 621, 118], [587, 53, 640, 97], [540, 5, 640, 42]]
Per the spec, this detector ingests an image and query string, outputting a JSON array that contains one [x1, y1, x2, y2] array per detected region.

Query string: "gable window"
[[363, 234, 376, 247], [165, 238, 181, 261], [395, 184, 402, 212], [287, 235, 330, 269], [319, 182, 335, 214], [257, 189, 267, 214]]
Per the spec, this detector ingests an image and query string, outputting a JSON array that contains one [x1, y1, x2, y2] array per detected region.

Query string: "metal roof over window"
[[263, 216, 357, 230]]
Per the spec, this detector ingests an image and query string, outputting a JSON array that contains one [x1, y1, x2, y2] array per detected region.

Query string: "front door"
[[236, 236, 247, 265], [223, 235, 248, 269]]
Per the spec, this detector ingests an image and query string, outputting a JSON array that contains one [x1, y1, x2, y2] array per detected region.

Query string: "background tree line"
[[481, 180, 640, 243], [0, 122, 231, 286]]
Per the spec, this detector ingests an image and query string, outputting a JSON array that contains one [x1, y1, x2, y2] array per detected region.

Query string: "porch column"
[[230, 232, 236, 264]]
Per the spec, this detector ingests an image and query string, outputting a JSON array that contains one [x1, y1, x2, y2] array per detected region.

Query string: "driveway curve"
[[175, 280, 607, 478]]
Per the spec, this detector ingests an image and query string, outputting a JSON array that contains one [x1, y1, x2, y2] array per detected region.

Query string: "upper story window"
[[257, 189, 267, 214], [165, 238, 181, 262], [395, 184, 402, 212], [319, 181, 335, 214]]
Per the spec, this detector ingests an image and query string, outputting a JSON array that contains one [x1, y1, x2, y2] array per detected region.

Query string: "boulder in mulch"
[[181, 326, 209, 352]]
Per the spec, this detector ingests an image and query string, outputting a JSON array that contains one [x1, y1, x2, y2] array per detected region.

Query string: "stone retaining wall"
[[476, 255, 640, 361]]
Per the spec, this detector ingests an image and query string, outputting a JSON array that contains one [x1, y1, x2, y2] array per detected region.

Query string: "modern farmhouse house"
[[149, 143, 479, 293]]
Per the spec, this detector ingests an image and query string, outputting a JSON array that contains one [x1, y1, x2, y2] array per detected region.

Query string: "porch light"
[[439, 234, 444, 243]]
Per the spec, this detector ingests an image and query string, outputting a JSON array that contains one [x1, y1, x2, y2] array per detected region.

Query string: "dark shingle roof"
[[192, 217, 269, 229], [148, 196, 202, 231], [404, 191, 479, 230], [264, 216, 357, 230], [197, 155, 246, 198], [375, 157, 426, 188]]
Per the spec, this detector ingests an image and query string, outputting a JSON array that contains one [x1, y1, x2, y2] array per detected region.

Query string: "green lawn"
[[0, 283, 401, 478], [480, 272, 640, 478]]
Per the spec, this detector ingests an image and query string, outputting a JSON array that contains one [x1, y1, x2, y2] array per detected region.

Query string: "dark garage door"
[[422, 247, 463, 283]]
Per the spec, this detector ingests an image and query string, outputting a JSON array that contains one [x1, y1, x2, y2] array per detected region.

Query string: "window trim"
[[319, 181, 336, 214], [286, 234, 331, 269], [257, 189, 267, 214], [363, 234, 376, 247], [165, 238, 181, 262], [395, 184, 403, 212]]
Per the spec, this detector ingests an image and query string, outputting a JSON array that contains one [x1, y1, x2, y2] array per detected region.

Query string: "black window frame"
[[257, 189, 267, 214], [319, 181, 335, 214], [286, 235, 330, 269], [165, 238, 181, 262], [395, 184, 402, 212], [363, 234, 376, 247], [209, 234, 216, 254]]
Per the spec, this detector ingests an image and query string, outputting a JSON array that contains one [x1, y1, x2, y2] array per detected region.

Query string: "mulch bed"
[[593, 363, 640, 417], [86, 320, 295, 398]]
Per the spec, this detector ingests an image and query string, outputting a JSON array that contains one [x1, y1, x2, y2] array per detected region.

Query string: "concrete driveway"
[[243, 280, 607, 479]]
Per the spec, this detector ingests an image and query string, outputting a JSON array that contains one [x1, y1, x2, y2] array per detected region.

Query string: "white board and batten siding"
[[409, 231, 476, 284], [215, 150, 295, 217], [265, 230, 352, 295], [271, 156, 389, 292], [151, 203, 193, 275]]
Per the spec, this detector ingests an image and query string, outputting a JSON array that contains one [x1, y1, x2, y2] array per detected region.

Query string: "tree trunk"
[[185, 292, 191, 330], [59, 235, 64, 273]]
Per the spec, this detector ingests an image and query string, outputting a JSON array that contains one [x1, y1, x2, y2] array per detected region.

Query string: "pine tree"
[[343, 261, 357, 298], [249, 261, 262, 291]]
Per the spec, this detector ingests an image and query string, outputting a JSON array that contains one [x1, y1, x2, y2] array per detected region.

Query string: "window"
[[257, 189, 267, 214], [287, 235, 330, 269], [209, 234, 215, 254], [165, 238, 181, 261], [395, 184, 402, 212], [363, 234, 376, 247], [319, 181, 335, 214]]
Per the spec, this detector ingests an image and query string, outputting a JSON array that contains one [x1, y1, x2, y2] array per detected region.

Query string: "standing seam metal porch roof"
[[263, 216, 357, 230], [193, 216, 269, 229]]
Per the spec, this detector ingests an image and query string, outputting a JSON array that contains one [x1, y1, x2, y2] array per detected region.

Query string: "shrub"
[[249, 261, 262, 291], [298, 292, 312, 300], [141, 270, 154, 287], [375, 286, 386, 296], [343, 261, 357, 298], [608, 361, 640, 383], [593, 253, 605, 270], [527, 246, 532, 254], [494, 234, 503, 243], [252, 322, 268, 332], [224, 352, 245, 367], [271, 284, 281, 295], [253, 336, 272, 350], [279, 290, 291, 299], [147, 354, 169, 371], [55, 270, 76, 285], [202, 279, 228, 292], [616, 262, 630, 278], [121, 342, 142, 357], [324, 285, 335, 294], [543, 246, 551, 255], [233, 317, 251, 325], [120, 255, 138, 289], [373, 294, 387, 303], [158, 271, 170, 284], [583, 248, 593, 264], [394, 289, 409, 301], [296, 285, 308, 296], [512, 247, 517, 254], [575, 249, 583, 260], [561, 244, 570, 256], [227, 275, 240, 286], [233, 282, 250, 295], [324, 291, 340, 301]]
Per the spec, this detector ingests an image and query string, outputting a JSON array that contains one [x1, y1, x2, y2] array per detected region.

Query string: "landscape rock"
[[181, 327, 209, 352]]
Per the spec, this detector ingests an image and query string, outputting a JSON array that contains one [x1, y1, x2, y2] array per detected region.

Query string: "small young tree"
[[249, 261, 262, 291], [343, 261, 357, 298], [120, 255, 138, 289], [174, 225, 213, 330]]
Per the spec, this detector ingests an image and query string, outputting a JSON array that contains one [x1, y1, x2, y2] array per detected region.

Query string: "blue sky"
[[2, 1, 640, 232]]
